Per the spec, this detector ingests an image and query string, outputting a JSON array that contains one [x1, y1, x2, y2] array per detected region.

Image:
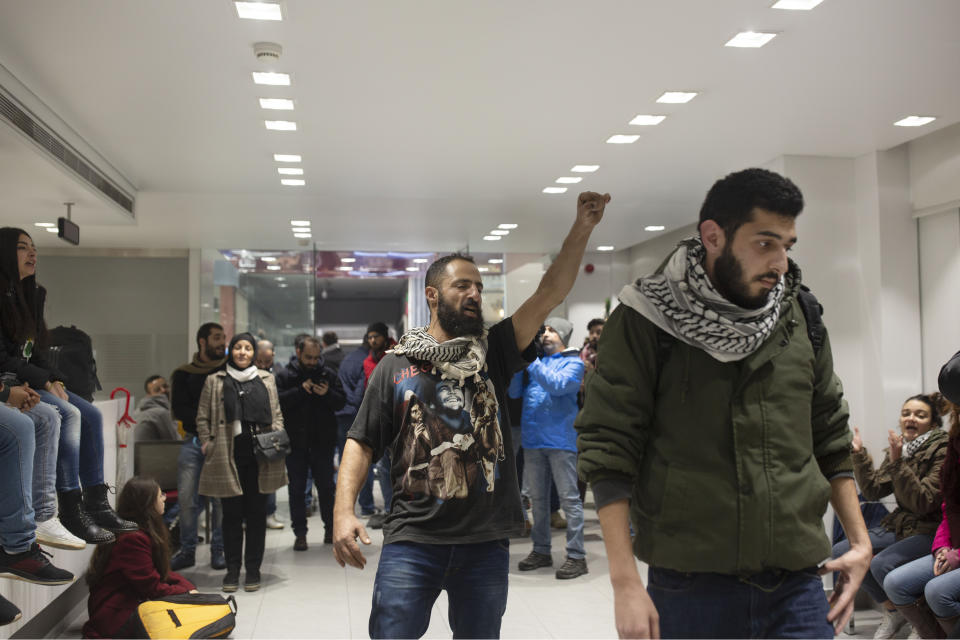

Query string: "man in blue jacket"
[[509, 316, 587, 579]]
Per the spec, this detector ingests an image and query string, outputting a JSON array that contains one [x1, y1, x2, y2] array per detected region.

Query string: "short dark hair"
[[425, 253, 476, 290], [699, 168, 804, 239], [321, 331, 338, 346], [587, 318, 605, 331], [293, 333, 311, 350], [298, 336, 322, 351], [144, 375, 163, 393], [196, 322, 223, 350]]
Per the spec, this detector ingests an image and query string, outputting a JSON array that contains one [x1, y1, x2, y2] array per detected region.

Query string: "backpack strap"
[[796, 285, 826, 356]]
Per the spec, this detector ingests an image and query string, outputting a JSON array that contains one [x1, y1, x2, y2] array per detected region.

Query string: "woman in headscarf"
[[196, 333, 286, 593]]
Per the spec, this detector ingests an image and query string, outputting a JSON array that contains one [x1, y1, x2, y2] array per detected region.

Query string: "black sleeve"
[[940, 350, 960, 405], [486, 318, 537, 387], [0, 337, 54, 389], [346, 358, 394, 460], [169, 369, 195, 431]]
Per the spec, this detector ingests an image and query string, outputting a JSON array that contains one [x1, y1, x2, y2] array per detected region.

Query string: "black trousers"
[[286, 443, 335, 537], [221, 460, 268, 572]]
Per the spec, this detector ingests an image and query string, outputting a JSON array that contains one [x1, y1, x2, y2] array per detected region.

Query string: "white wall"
[[910, 121, 960, 213], [919, 209, 960, 391]]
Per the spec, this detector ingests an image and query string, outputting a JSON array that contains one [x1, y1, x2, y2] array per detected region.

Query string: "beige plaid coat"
[[197, 369, 288, 497]]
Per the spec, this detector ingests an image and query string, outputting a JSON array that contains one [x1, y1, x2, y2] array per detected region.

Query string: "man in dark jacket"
[[169, 322, 226, 571], [276, 335, 346, 550], [577, 168, 870, 638], [321, 331, 345, 373]]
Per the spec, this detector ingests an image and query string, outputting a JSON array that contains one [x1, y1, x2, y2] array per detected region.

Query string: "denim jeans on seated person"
[[39, 389, 104, 490], [648, 565, 833, 639], [23, 401, 60, 522], [884, 555, 960, 618], [370, 539, 509, 639], [0, 405, 37, 554], [176, 436, 223, 556], [831, 526, 933, 604]]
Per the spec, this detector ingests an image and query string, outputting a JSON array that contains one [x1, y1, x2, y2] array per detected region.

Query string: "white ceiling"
[[0, 0, 958, 252]]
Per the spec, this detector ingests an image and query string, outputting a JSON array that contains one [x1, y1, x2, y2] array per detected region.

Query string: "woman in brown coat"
[[197, 332, 287, 593]]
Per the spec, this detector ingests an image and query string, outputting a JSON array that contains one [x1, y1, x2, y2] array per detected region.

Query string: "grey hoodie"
[[134, 394, 181, 441]]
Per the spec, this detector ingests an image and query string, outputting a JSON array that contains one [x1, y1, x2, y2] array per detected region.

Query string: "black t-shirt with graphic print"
[[348, 318, 535, 544]]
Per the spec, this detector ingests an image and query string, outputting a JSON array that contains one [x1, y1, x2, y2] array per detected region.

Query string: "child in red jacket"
[[83, 477, 195, 638]]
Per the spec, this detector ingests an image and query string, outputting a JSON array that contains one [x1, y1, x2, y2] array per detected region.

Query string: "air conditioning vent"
[[0, 91, 135, 215]]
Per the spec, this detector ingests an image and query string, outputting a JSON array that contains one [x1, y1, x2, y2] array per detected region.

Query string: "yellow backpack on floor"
[[124, 593, 237, 639]]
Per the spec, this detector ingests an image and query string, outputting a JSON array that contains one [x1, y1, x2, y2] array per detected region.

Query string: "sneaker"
[[518, 551, 553, 571], [550, 511, 567, 530], [555, 557, 588, 580], [222, 567, 240, 593], [874, 608, 907, 639], [0, 543, 74, 585], [210, 548, 226, 570], [265, 515, 285, 530], [0, 594, 22, 626], [35, 517, 86, 551], [170, 551, 195, 571], [367, 513, 387, 530], [294, 536, 308, 552], [244, 569, 260, 592]]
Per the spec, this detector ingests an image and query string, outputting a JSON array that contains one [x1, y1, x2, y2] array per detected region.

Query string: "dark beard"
[[205, 345, 224, 361], [712, 245, 771, 310], [437, 294, 484, 337]]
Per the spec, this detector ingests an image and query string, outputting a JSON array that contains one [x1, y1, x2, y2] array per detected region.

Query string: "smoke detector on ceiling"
[[253, 42, 283, 62]]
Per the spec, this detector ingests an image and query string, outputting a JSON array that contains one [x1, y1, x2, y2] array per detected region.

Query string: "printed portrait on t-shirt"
[[395, 365, 504, 501]]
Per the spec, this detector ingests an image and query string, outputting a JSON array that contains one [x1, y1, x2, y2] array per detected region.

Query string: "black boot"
[[58, 489, 115, 545], [83, 484, 138, 533]]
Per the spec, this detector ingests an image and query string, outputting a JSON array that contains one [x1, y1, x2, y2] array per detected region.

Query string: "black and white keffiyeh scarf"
[[904, 431, 933, 459], [391, 327, 489, 385], [618, 236, 799, 362]]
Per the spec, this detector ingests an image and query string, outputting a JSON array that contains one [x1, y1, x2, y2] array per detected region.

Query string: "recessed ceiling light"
[[290, 220, 310, 226], [337, 266, 352, 271], [556, 177, 582, 184], [252, 72, 291, 86], [543, 187, 568, 194], [772, 0, 824, 9], [275, 277, 286, 282], [278, 167, 304, 175], [45, 227, 58, 233], [725, 31, 777, 48], [597, 246, 615, 251], [657, 92, 698, 104], [259, 98, 294, 110], [341, 257, 356, 263], [606, 134, 640, 144], [478, 267, 490, 273], [483, 235, 502, 241], [413, 258, 429, 263], [281, 179, 305, 186], [266, 265, 281, 270], [571, 165, 599, 173], [274, 154, 301, 162], [294, 232, 312, 238], [498, 223, 518, 229], [405, 267, 419, 272], [894, 116, 937, 127], [488, 259, 504, 264], [34, 222, 55, 227], [645, 225, 666, 231], [261, 256, 277, 262], [235, 2, 282, 21], [265, 120, 297, 131], [629, 115, 667, 126], [490, 230, 509, 236], [278, 283, 289, 288]]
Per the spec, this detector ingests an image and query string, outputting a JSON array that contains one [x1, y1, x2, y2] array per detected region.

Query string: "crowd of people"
[[3, 169, 960, 639]]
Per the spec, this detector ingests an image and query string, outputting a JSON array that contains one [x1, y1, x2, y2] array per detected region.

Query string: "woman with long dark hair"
[[83, 477, 195, 639], [0, 228, 135, 545], [198, 332, 287, 593]]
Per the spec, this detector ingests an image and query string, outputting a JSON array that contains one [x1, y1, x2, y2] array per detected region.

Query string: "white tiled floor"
[[57, 495, 892, 639]]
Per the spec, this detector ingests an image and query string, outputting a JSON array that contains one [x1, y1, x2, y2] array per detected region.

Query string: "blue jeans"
[[40, 389, 104, 490], [884, 555, 960, 617], [831, 525, 918, 603], [370, 540, 509, 639], [648, 566, 833, 638], [266, 492, 276, 517], [176, 436, 223, 555], [23, 401, 60, 522], [525, 448, 584, 559], [359, 451, 392, 515], [0, 405, 37, 553]]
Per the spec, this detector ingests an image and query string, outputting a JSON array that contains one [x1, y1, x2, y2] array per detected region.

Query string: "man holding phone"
[[276, 336, 346, 550]]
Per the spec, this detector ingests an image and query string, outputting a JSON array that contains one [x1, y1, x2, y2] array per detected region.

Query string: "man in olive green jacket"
[[577, 168, 871, 639]]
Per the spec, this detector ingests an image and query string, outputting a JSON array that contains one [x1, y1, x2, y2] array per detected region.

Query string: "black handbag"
[[252, 425, 291, 462]]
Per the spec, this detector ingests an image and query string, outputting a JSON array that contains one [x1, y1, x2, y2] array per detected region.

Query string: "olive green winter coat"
[[853, 428, 947, 539], [576, 285, 853, 576]]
